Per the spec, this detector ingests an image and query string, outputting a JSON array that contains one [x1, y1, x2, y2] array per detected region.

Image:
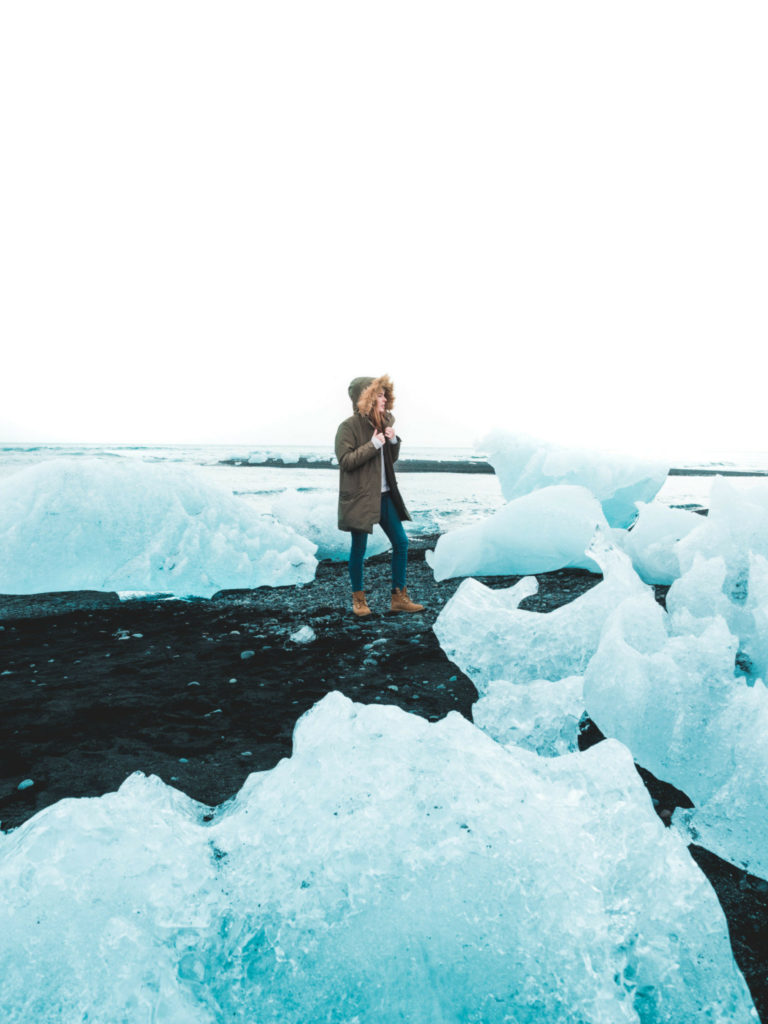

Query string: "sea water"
[[2, 442, 765, 529]]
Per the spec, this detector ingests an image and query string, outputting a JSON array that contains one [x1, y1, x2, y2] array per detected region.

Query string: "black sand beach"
[[1, 539, 766, 1018]]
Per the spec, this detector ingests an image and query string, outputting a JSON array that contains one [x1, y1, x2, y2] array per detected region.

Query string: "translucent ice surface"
[[433, 536, 649, 693], [0, 459, 317, 597], [426, 485, 607, 581], [473, 676, 585, 756], [670, 477, 768, 677], [613, 501, 702, 585], [676, 477, 768, 582], [583, 592, 768, 880], [671, 552, 768, 688], [0, 694, 756, 1023], [480, 432, 668, 528], [272, 489, 390, 560]]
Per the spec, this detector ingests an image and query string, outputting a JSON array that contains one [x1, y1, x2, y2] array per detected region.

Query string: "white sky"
[[1, 2, 766, 461]]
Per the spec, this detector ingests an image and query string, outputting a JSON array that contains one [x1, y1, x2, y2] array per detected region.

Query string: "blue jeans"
[[349, 492, 409, 592]]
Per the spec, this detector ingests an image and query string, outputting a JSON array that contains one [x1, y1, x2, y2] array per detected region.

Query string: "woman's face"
[[376, 391, 387, 414]]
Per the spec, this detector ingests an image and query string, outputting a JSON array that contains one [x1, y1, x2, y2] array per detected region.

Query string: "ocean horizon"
[[2, 442, 768, 519]]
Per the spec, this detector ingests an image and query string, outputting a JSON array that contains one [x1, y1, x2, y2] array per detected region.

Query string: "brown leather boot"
[[390, 587, 424, 613], [352, 591, 371, 617]]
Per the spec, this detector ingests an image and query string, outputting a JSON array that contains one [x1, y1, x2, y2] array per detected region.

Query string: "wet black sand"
[[1, 540, 766, 1018]]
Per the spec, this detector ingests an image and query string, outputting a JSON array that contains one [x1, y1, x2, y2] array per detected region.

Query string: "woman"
[[335, 374, 424, 617]]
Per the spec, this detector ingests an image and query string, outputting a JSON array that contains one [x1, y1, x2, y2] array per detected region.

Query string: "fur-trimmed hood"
[[347, 375, 396, 418]]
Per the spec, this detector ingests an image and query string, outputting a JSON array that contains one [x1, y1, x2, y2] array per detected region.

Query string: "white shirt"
[[372, 433, 398, 492]]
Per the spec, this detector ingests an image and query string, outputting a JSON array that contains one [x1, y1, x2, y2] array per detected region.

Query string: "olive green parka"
[[335, 375, 411, 533]]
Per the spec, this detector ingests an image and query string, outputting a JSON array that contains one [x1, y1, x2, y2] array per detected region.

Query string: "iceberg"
[[433, 536, 649, 693], [667, 479, 768, 682], [426, 484, 608, 581], [472, 675, 585, 756], [0, 459, 317, 598], [583, 591, 768, 880], [676, 477, 768, 582], [480, 432, 668, 528], [271, 489, 390, 561], [613, 501, 702, 585], [0, 693, 756, 1022], [666, 554, 745, 642]]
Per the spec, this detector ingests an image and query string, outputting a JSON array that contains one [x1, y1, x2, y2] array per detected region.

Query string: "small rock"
[[132, 633, 143, 639], [188, 681, 200, 687], [241, 650, 256, 660], [241, 751, 253, 757], [17, 779, 34, 791], [228, 678, 237, 684], [179, 758, 188, 763]]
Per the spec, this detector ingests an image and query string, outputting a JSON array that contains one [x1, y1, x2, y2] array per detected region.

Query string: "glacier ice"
[[480, 431, 668, 528], [0, 459, 317, 598], [271, 489, 390, 560], [613, 501, 702, 585], [433, 536, 649, 693], [0, 693, 756, 1022], [583, 590, 768, 880], [666, 554, 741, 641], [426, 485, 608, 581], [290, 624, 316, 644], [472, 676, 585, 756], [667, 477, 768, 681], [676, 476, 768, 581]]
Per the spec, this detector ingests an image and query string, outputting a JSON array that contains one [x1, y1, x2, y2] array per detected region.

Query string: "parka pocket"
[[340, 488, 362, 502]]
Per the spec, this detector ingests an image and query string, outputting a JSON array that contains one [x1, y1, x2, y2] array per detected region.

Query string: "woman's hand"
[[373, 430, 386, 445], [384, 427, 395, 440]]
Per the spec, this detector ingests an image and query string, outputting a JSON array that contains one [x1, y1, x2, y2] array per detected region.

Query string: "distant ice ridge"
[[480, 432, 668, 528], [246, 449, 335, 465], [271, 490, 390, 561], [426, 485, 607, 581], [0, 459, 317, 598], [0, 693, 755, 1023]]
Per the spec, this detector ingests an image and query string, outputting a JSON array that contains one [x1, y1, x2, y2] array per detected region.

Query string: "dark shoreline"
[[218, 455, 768, 477], [1, 544, 766, 1019], [219, 456, 496, 473]]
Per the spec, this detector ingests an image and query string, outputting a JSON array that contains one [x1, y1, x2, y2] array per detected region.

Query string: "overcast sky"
[[2, 2, 766, 460]]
